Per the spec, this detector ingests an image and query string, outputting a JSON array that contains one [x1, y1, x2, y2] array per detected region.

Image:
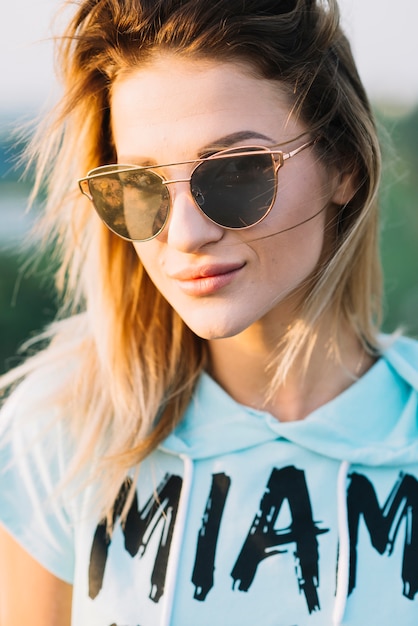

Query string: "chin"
[[186, 325, 231, 341], [184, 317, 252, 341]]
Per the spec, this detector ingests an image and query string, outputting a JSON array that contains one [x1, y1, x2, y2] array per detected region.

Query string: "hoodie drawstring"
[[160, 453, 193, 626], [333, 460, 351, 625]]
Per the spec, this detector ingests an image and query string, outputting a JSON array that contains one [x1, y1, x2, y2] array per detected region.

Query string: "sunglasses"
[[78, 137, 316, 242]]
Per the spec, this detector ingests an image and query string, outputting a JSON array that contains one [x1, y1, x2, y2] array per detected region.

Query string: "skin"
[[0, 526, 72, 626], [112, 54, 367, 420], [113, 57, 333, 340]]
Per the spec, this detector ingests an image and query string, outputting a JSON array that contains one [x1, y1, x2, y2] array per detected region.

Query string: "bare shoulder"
[[0, 525, 73, 626]]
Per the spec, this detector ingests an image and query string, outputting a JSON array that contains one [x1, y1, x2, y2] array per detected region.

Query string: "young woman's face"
[[111, 55, 342, 340]]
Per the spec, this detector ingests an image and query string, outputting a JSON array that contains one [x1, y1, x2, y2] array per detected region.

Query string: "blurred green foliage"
[[0, 106, 417, 374], [378, 106, 418, 337], [0, 248, 57, 373]]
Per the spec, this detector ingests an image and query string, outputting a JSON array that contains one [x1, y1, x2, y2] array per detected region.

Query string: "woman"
[[0, 0, 417, 624]]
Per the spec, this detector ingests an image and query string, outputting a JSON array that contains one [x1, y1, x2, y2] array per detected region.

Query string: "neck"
[[207, 317, 374, 422]]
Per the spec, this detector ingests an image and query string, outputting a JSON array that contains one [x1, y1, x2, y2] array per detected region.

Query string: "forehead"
[[110, 55, 302, 161]]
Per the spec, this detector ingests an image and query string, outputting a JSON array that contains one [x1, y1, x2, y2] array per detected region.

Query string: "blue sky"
[[1, 0, 418, 113]]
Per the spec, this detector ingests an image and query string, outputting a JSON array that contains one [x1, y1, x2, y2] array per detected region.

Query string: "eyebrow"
[[198, 131, 275, 156], [118, 130, 275, 165]]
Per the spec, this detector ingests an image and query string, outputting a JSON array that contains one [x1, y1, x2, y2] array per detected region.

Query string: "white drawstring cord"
[[160, 454, 193, 626], [333, 460, 350, 626]]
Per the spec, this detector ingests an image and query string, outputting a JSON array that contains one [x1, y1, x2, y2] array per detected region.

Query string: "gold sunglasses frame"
[[78, 137, 317, 241]]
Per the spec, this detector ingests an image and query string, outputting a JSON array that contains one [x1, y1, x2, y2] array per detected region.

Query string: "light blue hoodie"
[[1, 335, 418, 625]]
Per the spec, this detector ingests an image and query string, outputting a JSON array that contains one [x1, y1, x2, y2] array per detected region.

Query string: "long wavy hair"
[[1, 0, 382, 516]]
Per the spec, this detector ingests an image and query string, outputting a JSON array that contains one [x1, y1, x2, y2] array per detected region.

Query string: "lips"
[[168, 262, 245, 296], [169, 262, 245, 281]]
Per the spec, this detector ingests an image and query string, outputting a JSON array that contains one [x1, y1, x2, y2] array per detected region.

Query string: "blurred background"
[[1, 0, 418, 373]]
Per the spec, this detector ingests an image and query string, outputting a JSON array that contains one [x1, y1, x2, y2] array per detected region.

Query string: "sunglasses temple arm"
[[283, 137, 319, 161]]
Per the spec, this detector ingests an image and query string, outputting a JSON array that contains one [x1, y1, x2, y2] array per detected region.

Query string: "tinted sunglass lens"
[[88, 169, 169, 241], [191, 152, 276, 228]]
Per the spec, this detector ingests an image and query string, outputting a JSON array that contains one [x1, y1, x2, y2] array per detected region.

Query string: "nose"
[[161, 181, 224, 252]]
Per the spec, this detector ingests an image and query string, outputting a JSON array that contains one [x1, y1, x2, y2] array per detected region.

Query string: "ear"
[[331, 169, 358, 206]]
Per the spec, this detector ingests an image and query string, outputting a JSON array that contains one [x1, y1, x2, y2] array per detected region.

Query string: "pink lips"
[[169, 263, 245, 296]]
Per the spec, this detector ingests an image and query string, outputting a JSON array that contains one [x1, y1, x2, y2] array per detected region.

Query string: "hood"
[[161, 335, 418, 466]]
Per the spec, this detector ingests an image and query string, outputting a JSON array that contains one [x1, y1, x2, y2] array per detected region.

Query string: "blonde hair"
[[1, 0, 382, 516]]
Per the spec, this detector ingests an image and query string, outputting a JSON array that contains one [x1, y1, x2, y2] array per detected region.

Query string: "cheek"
[[252, 192, 329, 290], [270, 220, 326, 271], [253, 179, 329, 253]]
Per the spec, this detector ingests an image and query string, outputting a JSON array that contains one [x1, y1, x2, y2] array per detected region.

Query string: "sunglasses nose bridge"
[[162, 173, 205, 216], [162, 167, 194, 201], [163, 176, 191, 186]]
